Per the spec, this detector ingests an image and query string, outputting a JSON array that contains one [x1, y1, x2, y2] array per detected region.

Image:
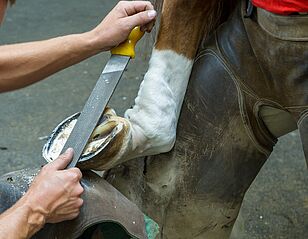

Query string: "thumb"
[[126, 10, 156, 29], [50, 148, 74, 170]]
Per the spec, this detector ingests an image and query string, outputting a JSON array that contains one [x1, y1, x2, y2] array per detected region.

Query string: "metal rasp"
[[61, 27, 144, 169]]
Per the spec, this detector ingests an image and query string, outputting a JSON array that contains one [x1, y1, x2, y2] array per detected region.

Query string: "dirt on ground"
[[0, 0, 307, 238]]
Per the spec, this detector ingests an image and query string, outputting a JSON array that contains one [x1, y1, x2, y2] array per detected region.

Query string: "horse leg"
[[77, 0, 235, 170]]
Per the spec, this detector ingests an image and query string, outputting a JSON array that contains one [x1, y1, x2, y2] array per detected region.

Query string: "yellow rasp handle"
[[111, 27, 144, 59]]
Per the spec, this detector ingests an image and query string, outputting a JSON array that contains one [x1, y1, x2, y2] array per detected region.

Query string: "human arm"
[[0, 1, 156, 92], [0, 148, 83, 239]]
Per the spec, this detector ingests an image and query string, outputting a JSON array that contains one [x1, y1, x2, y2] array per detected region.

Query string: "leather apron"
[[0, 168, 158, 239]]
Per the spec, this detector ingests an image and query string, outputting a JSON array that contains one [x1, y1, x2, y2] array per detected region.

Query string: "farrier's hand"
[[24, 148, 84, 224], [89, 1, 156, 51]]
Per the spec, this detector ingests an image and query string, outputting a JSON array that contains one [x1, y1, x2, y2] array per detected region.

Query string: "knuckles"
[[76, 184, 84, 196], [67, 172, 79, 182], [40, 164, 51, 175], [73, 212, 80, 218], [76, 198, 84, 208], [66, 168, 82, 182], [116, 1, 153, 12], [67, 212, 80, 221], [116, 1, 128, 9]]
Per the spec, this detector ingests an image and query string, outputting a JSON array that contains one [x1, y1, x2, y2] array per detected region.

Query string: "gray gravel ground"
[[0, 0, 307, 238]]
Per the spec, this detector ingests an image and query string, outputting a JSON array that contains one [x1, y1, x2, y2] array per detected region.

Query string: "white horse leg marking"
[[125, 49, 193, 156]]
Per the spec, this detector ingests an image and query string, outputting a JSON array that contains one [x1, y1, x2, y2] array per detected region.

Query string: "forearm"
[[0, 31, 101, 92], [0, 0, 156, 93], [0, 194, 46, 239]]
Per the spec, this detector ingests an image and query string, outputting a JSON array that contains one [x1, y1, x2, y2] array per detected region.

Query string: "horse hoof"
[[42, 107, 132, 170]]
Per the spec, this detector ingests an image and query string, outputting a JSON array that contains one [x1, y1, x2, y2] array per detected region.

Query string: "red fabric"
[[252, 0, 308, 15]]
